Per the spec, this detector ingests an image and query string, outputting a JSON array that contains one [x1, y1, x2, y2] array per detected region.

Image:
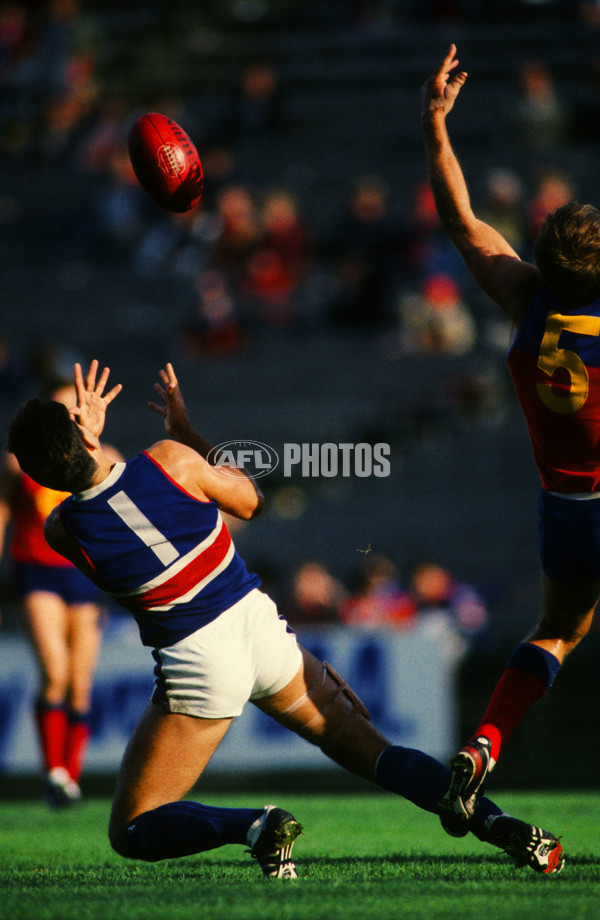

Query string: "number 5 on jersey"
[[537, 313, 600, 414]]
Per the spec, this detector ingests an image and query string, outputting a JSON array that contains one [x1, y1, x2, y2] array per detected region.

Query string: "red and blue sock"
[[35, 698, 68, 773], [472, 642, 561, 762]]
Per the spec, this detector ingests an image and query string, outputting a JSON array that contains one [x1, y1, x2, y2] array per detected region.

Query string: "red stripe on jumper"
[[132, 518, 232, 609]]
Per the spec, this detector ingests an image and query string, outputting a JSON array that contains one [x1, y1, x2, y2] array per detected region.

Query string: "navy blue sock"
[[375, 745, 502, 842], [126, 801, 265, 862]]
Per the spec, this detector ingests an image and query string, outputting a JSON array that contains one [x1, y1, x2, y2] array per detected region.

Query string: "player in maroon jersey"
[[0, 376, 120, 806], [422, 44, 600, 833], [6, 360, 564, 875]]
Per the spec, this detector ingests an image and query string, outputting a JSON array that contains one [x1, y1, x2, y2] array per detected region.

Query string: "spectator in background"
[[75, 96, 128, 174], [398, 273, 477, 355], [0, 1, 36, 153], [0, 373, 121, 806], [340, 553, 417, 629], [399, 179, 467, 285], [513, 60, 569, 151], [244, 188, 314, 327], [199, 143, 238, 212], [527, 168, 575, 240], [133, 203, 218, 280], [0, 2, 29, 80], [211, 183, 262, 291], [85, 143, 147, 258], [408, 560, 491, 652], [323, 175, 401, 330], [401, 180, 443, 280], [479, 169, 527, 254], [0, 331, 23, 407], [180, 269, 242, 357], [35, 0, 108, 93], [281, 560, 346, 630], [579, 0, 600, 24], [38, 48, 101, 160], [218, 59, 286, 149]]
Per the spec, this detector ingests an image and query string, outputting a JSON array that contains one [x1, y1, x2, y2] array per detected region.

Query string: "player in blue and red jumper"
[[422, 45, 600, 832], [7, 360, 564, 875]]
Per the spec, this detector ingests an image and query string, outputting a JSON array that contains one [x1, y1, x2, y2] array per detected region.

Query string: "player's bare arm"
[[421, 44, 540, 321], [44, 506, 97, 578], [148, 363, 264, 520]]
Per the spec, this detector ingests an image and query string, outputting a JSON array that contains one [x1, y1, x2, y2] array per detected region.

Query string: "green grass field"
[[1, 791, 599, 920]]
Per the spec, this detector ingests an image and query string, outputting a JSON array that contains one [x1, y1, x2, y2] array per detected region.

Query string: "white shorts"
[[151, 588, 303, 718]]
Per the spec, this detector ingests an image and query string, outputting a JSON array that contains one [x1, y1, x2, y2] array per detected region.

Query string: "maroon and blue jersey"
[[58, 451, 260, 648], [507, 285, 600, 493]]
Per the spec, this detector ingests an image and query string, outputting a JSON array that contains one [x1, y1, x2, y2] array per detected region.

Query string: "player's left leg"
[[109, 702, 234, 858], [476, 574, 598, 760], [438, 573, 600, 839], [108, 702, 301, 876]]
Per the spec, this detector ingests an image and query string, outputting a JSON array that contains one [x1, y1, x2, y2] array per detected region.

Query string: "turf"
[[1, 791, 598, 920]]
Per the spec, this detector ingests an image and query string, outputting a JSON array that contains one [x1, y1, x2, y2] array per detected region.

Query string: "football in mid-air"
[[128, 113, 203, 213]]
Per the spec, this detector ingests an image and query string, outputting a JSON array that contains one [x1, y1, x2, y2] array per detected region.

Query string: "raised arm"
[[148, 363, 264, 520], [421, 45, 540, 322]]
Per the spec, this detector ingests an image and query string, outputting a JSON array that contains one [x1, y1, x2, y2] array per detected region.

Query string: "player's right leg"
[[256, 645, 564, 872], [20, 590, 79, 805]]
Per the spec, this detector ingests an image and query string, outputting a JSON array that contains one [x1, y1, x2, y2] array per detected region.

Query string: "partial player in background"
[[422, 45, 600, 831], [0, 375, 121, 805], [6, 360, 564, 876]]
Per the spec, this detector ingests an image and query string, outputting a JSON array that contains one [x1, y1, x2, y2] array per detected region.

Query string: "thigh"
[[110, 703, 232, 831], [539, 572, 600, 646], [21, 591, 70, 692], [538, 491, 600, 582], [254, 645, 390, 782], [66, 602, 103, 708]]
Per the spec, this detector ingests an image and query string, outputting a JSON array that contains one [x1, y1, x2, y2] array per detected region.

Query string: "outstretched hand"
[[71, 360, 122, 438], [421, 43, 467, 120], [148, 362, 191, 440]]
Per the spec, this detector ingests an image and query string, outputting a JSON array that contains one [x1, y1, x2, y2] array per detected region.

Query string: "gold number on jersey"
[[537, 313, 600, 413]]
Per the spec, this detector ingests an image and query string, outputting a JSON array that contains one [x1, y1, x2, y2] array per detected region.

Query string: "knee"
[[108, 816, 136, 859], [285, 661, 388, 779], [534, 612, 593, 649], [39, 669, 69, 703]]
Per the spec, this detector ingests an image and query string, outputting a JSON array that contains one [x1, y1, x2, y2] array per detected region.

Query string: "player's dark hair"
[[534, 201, 600, 306], [8, 398, 97, 492]]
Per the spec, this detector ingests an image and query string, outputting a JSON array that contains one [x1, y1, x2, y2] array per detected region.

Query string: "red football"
[[128, 113, 203, 213]]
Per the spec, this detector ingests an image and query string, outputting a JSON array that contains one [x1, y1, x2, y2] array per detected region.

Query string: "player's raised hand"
[[421, 44, 467, 120], [148, 362, 191, 440], [71, 360, 122, 438]]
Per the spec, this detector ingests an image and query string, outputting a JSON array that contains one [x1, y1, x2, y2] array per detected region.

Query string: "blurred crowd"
[[270, 552, 492, 656], [0, 2, 598, 369]]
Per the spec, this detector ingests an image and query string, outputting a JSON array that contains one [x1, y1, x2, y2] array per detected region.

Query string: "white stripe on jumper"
[[107, 491, 180, 565], [112, 512, 225, 598]]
